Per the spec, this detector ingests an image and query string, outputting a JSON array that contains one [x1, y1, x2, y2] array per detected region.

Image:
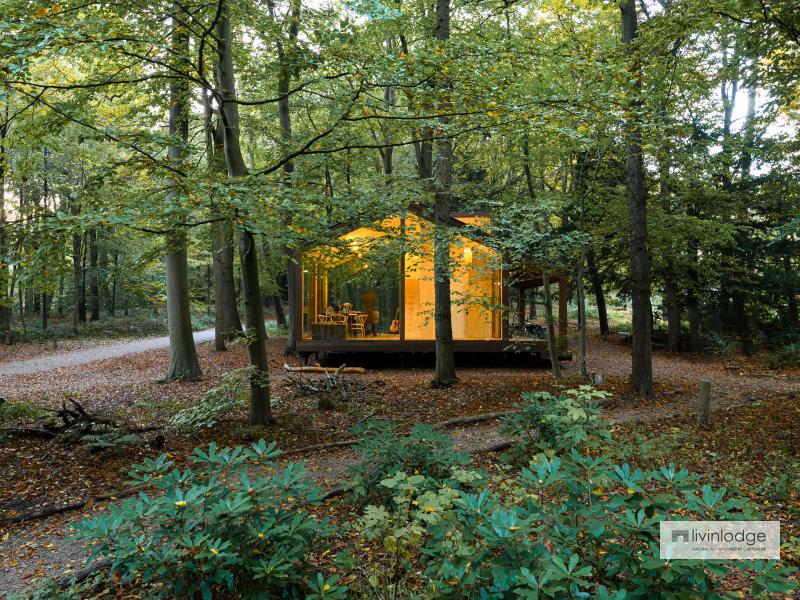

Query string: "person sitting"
[[325, 304, 335, 315], [341, 302, 352, 314]]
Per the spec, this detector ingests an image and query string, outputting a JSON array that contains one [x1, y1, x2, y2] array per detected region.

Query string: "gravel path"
[[0, 329, 216, 376]]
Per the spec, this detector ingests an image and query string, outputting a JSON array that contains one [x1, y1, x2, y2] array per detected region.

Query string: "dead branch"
[[433, 411, 513, 428], [284, 363, 370, 409], [0, 487, 144, 526], [1, 398, 161, 445], [54, 558, 112, 589], [470, 441, 512, 454], [284, 364, 366, 374]]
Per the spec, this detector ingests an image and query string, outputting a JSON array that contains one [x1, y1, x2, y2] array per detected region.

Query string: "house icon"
[[672, 530, 690, 542]]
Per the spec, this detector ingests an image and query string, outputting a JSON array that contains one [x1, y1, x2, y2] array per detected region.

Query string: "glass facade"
[[301, 215, 503, 342]]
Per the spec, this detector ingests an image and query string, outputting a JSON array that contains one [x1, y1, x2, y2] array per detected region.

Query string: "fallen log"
[[280, 438, 361, 456], [55, 558, 112, 589], [284, 364, 366, 374], [470, 441, 512, 455], [433, 411, 512, 429], [0, 487, 143, 526]]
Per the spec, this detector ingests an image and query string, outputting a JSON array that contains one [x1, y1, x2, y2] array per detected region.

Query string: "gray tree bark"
[[431, 0, 457, 387], [164, 11, 201, 381], [216, 0, 271, 424], [621, 0, 653, 396], [0, 108, 11, 344], [204, 94, 242, 351], [266, 0, 301, 358], [586, 249, 608, 337], [88, 228, 100, 321], [543, 272, 561, 379]]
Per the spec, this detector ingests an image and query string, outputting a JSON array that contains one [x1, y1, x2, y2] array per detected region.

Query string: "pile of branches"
[[284, 364, 370, 410], [0, 398, 161, 451]]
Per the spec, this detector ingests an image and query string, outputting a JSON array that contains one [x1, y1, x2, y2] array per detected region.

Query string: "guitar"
[[389, 319, 399, 334]]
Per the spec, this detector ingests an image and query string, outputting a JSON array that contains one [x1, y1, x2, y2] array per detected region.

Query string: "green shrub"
[[0, 399, 47, 423], [500, 385, 612, 463], [74, 439, 334, 599], [346, 421, 471, 505], [356, 387, 797, 598], [358, 453, 796, 598], [767, 342, 800, 369], [169, 368, 248, 430]]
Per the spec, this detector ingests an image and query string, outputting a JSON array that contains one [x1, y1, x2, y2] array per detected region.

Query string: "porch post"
[[289, 257, 303, 346], [558, 276, 568, 352]]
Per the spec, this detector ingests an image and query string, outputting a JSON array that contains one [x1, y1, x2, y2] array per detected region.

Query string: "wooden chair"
[[351, 314, 367, 337]]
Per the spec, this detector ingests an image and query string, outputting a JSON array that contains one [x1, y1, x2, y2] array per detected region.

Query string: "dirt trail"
[[0, 329, 216, 377]]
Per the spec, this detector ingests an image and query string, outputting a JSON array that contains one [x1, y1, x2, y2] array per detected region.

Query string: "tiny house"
[[288, 208, 569, 361]]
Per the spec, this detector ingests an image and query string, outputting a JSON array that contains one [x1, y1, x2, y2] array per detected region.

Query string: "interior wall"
[[403, 216, 502, 340]]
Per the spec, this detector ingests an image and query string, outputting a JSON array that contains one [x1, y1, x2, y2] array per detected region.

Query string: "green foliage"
[[752, 468, 800, 502], [500, 385, 612, 462], [5, 580, 85, 600], [767, 342, 800, 369], [354, 387, 797, 598], [79, 431, 142, 452], [357, 448, 796, 598], [0, 399, 47, 423], [74, 440, 333, 599], [169, 368, 248, 430], [346, 421, 471, 505], [702, 331, 738, 358]]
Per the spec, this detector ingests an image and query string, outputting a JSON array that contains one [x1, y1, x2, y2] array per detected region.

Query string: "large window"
[[301, 215, 503, 342], [302, 219, 402, 341], [403, 215, 503, 340]]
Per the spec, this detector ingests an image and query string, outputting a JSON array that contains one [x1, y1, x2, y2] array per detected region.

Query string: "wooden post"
[[697, 379, 711, 429], [558, 276, 568, 353]]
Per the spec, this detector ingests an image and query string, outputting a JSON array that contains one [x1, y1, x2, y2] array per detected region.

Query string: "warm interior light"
[[463, 247, 473, 265]]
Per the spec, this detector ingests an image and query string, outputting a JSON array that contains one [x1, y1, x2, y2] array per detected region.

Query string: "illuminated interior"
[[301, 215, 503, 342]]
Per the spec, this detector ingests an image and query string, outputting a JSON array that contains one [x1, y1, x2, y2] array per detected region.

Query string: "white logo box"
[[660, 521, 780, 560]]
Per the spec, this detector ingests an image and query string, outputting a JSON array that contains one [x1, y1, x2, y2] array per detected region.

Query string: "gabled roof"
[[299, 203, 487, 250]]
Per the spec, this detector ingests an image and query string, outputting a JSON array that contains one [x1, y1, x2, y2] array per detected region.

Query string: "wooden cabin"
[[288, 208, 569, 361]]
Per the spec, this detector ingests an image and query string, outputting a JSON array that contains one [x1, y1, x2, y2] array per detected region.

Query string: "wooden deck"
[[296, 338, 571, 360]]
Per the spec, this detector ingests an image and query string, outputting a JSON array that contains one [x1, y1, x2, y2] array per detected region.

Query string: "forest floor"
[[0, 329, 798, 596]]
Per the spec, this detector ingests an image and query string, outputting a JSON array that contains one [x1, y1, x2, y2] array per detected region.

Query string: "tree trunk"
[[543, 272, 561, 379], [41, 293, 48, 330], [664, 265, 681, 352], [431, 0, 457, 388], [266, 0, 300, 358], [586, 249, 608, 336], [211, 219, 241, 350], [88, 228, 100, 321], [658, 150, 681, 353], [273, 293, 286, 327], [621, 0, 653, 397], [58, 274, 64, 317], [576, 253, 588, 379], [687, 291, 700, 352], [204, 91, 242, 351], [216, 0, 271, 424], [0, 114, 11, 344], [72, 228, 84, 330], [79, 232, 87, 323], [164, 11, 201, 381], [109, 249, 118, 317], [785, 254, 798, 328]]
